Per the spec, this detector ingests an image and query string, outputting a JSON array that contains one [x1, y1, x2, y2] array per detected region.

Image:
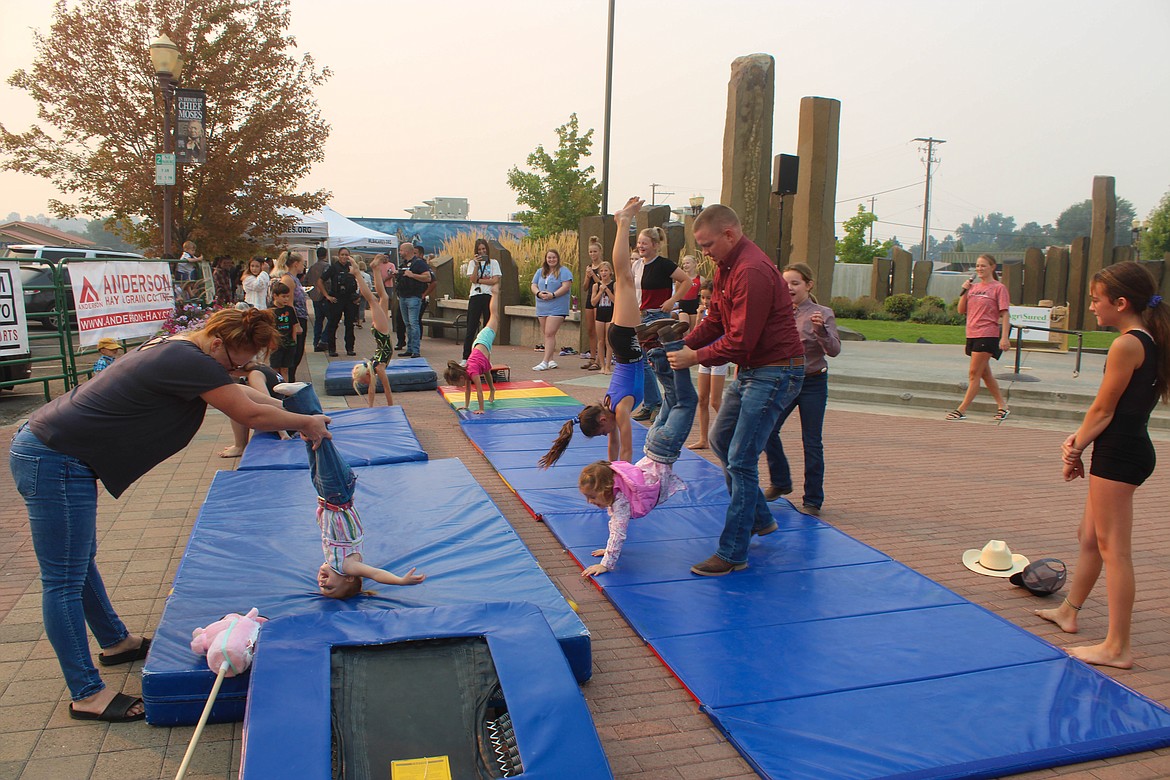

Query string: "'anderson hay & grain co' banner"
[[70, 262, 176, 345]]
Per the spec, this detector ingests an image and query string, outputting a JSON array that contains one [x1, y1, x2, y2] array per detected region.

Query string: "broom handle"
[[175, 662, 229, 780]]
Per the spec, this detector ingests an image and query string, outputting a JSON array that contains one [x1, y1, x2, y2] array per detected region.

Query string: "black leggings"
[[463, 293, 492, 359], [609, 324, 643, 364], [290, 316, 307, 382]]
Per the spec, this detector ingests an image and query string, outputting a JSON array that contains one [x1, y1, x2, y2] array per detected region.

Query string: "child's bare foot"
[[1067, 642, 1133, 669], [1035, 603, 1078, 634], [219, 445, 243, 458], [687, 441, 709, 450]]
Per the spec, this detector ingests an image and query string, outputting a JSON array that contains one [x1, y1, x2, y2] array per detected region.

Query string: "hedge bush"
[[882, 293, 916, 320]]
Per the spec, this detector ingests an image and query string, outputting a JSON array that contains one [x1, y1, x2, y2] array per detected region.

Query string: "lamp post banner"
[[69, 261, 176, 345], [175, 88, 206, 165]]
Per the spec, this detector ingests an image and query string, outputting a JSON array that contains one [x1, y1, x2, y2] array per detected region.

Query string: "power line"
[[835, 181, 924, 204], [875, 218, 1047, 240]]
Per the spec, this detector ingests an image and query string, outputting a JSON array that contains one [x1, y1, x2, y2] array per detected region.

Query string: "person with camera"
[[320, 247, 361, 357]]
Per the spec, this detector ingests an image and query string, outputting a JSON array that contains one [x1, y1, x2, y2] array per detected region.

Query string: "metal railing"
[[1007, 324, 1086, 378], [0, 259, 155, 399]]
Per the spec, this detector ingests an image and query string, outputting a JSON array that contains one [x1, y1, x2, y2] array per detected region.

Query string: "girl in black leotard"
[[1037, 262, 1170, 669]]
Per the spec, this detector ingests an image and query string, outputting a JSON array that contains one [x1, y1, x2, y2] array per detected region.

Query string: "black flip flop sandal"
[[69, 692, 145, 723], [99, 637, 151, 666]]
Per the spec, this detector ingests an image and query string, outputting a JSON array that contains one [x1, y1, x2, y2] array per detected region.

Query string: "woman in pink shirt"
[[947, 254, 1012, 421]]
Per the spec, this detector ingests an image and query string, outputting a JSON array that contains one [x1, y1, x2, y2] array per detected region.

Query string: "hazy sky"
[[2, 0, 1168, 245]]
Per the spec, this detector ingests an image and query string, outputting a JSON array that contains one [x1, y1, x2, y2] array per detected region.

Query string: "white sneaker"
[[545, 360, 558, 369], [533, 361, 549, 371], [272, 382, 310, 396]]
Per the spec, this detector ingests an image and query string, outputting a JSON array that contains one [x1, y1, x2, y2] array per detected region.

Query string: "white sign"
[[155, 153, 176, 186], [0, 261, 30, 356], [1009, 305, 1052, 342], [69, 261, 176, 345]]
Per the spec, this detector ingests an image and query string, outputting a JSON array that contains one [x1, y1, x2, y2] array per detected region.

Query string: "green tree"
[[1051, 198, 1137, 246], [955, 212, 1018, 252], [1140, 189, 1170, 261], [0, 0, 331, 257], [507, 113, 601, 239], [836, 204, 892, 264]]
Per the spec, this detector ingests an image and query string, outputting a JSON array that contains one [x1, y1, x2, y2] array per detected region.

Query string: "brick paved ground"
[[1, 325, 1169, 779]]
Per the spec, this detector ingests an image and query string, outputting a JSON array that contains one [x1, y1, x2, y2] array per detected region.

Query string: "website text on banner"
[[69, 261, 176, 345], [0, 261, 31, 355]]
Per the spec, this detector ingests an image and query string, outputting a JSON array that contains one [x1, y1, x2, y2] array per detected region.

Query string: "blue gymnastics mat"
[[241, 603, 611, 779], [143, 458, 591, 726], [323, 356, 437, 395], [455, 417, 1170, 779], [237, 405, 427, 470]]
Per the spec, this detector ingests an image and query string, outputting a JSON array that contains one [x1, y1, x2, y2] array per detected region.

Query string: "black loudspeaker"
[[773, 154, 799, 195]]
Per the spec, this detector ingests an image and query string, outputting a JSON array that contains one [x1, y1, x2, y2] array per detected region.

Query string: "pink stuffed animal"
[[190, 607, 267, 676]]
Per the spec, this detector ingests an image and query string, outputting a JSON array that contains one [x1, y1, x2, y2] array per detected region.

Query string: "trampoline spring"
[[498, 712, 512, 730]]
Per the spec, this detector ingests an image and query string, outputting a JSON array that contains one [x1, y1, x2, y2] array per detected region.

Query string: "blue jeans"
[[640, 310, 670, 409], [764, 372, 828, 509], [281, 385, 355, 505], [401, 295, 423, 355], [644, 341, 698, 464], [9, 426, 129, 700], [710, 366, 804, 564]]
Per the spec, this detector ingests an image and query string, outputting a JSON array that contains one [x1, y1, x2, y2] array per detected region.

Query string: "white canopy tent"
[[279, 206, 399, 251]]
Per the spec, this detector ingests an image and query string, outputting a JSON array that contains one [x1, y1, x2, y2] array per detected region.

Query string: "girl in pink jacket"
[[577, 458, 686, 578]]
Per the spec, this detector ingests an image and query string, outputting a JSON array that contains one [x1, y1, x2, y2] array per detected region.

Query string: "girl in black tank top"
[[1038, 262, 1170, 670]]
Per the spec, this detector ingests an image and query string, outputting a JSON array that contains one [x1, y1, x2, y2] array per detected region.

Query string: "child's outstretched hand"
[[582, 561, 610, 579], [398, 567, 425, 585]]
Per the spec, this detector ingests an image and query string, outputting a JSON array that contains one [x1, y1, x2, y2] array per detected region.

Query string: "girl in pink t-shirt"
[[947, 254, 1012, 422]]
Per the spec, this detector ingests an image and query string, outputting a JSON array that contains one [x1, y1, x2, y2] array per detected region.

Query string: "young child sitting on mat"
[[348, 256, 395, 407], [273, 381, 425, 598], [443, 286, 500, 414]]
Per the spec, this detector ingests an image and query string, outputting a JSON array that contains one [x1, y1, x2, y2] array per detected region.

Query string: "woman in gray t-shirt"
[[9, 308, 331, 723]]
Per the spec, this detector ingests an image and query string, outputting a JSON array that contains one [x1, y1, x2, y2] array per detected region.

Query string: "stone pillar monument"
[[1067, 237, 1090, 330], [578, 215, 617, 352], [1022, 247, 1045, 305], [789, 97, 841, 299], [490, 240, 520, 346], [719, 54, 774, 252], [1042, 246, 1069, 306], [1085, 176, 1116, 329]]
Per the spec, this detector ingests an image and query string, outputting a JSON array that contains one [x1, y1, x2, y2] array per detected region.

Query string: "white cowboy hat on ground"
[[962, 540, 1029, 577]]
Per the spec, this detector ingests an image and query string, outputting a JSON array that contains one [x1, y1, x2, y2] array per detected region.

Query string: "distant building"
[[0, 221, 94, 252], [405, 197, 469, 221]]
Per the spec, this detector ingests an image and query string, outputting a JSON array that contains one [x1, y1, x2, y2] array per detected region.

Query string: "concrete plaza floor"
[[1, 327, 1169, 779]]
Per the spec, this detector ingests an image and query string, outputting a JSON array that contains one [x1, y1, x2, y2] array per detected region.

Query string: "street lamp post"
[[149, 34, 184, 259]]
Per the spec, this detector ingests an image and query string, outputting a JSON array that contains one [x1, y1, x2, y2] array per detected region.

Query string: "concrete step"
[[828, 375, 1170, 430]]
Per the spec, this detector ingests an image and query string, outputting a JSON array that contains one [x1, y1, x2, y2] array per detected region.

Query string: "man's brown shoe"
[[691, 554, 748, 576], [763, 484, 792, 501], [753, 522, 779, 536]]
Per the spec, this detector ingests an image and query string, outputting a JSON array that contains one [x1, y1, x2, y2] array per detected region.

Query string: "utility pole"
[[869, 196, 876, 244], [600, 0, 615, 215], [913, 137, 945, 263], [649, 184, 673, 206]]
